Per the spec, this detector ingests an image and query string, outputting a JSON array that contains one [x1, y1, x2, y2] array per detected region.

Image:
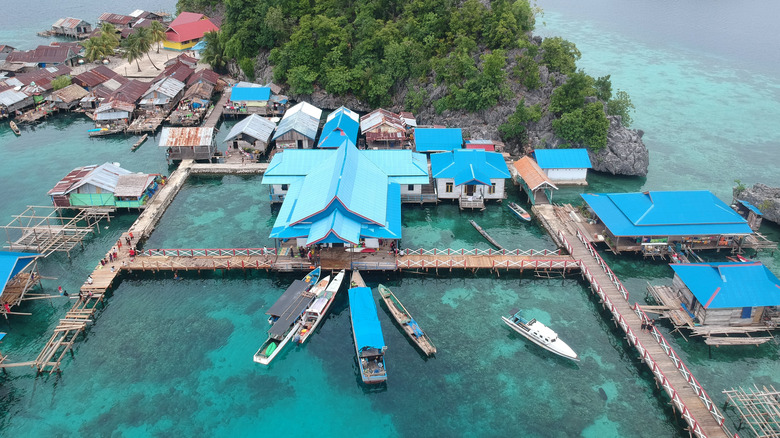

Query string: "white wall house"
[[430, 149, 510, 208], [534, 148, 592, 185]]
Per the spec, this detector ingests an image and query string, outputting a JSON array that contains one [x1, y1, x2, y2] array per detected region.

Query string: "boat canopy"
[[308, 296, 328, 315], [268, 291, 315, 340], [266, 280, 308, 317], [348, 286, 386, 352]]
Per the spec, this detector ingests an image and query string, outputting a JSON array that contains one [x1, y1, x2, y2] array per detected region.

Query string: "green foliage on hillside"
[[179, 0, 636, 151], [607, 90, 635, 127], [51, 75, 72, 91]]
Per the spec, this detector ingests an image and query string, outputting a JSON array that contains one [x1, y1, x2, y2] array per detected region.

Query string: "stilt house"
[[159, 127, 217, 161], [413, 128, 463, 153], [317, 106, 359, 149], [223, 114, 276, 154], [533, 148, 592, 185], [430, 149, 510, 209], [0, 252, 41, 317], [512, 156, 558, 205], [272, 101, 322, 149], [48, 162, 159, 208]]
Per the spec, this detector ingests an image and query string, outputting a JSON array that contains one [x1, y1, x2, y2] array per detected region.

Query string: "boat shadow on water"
[[503, 330, 581, 370]]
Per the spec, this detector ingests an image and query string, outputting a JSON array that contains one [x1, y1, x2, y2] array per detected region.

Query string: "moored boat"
[[253, 267, 320, 365], [9, 121, 20, 136], [508, 201, 531, 221], [349, 271, 387, 384], [293, 271, 344, 344], [378, 284, 436, 356], [501, 308, 578, 361]]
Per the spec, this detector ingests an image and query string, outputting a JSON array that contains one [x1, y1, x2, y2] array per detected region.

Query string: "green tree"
[[549, 70, 594, 114], [499, 98, 542, 142], [607, 90, 635, 127], [287, 65, 318, 94], [540, 37, 580, 75], [149, 21, 167, 53], [552, 102, 610, 150], [99, 23, 120, 49], [51, 75, 72, 91], [134, 27, 160, 70], [122, 34, 145, 72], [82, 36, 114, 62], [200, 31, 227, 73], [594, 75, 612, 101], [239, 57, 256, 81]]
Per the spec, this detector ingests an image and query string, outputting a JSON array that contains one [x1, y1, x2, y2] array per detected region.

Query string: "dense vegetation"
[[179, 0, 634, 151]]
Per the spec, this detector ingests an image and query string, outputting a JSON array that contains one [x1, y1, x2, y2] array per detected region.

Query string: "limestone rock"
[[735, 183, 780, 225], [589, 116, 649, 177]]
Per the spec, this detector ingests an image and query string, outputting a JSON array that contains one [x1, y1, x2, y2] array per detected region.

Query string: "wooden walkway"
[[535, 204, 731, 438], [202, 91, 229, 129]]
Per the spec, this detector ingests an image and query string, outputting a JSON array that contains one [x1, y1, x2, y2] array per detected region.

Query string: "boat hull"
[[502, 316, 579, 361], [378, 284, 436, 356], [295, 271, 344, 344], [508, 202, 531, 221], [352, 323, 387, 384], [254, 323, 299, 365]]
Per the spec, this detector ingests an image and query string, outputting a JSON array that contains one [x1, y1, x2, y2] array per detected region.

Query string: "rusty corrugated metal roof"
[[513, 156, 558, 191], [159, 127, 214, 147]]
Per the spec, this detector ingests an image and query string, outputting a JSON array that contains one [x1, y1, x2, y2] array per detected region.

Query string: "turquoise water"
[[1, 1, 780, 437]]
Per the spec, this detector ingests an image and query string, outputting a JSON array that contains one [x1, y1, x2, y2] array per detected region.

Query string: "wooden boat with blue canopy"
[[254, 267, 320, 365], [348, 271, 387, 384], [378, 284, 436, 356]]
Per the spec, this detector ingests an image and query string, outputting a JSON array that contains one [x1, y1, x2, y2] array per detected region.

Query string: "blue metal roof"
[[430, 149, 510, 186], [262, 149, 430, 185], [414, 128, 463, 152], [230, 86, 270, 102], [581, 191, 753, 237], [317, 107, 359, 149], [736, 199, 762, 215], [534, 148, 592, 169], [268, 143, 403, 244], [348, 287, 386, 351], [0, 252, 38, 299], [671, 262, 780, 309]]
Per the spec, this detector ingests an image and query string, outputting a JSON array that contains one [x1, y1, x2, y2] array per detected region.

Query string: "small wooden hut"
[[159, 127, 217, 161], [223, 114, 276, 154], [271, 102, 322, 149], [512, 157, 558, 205]]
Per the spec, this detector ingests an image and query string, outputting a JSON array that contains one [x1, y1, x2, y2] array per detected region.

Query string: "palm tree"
[[134, 27, 160, 70], [122, 34, 144, 72], [149, 21, 167, 54], [82, 36, 113, 62], [201, 31, 226, 73], [99, 23, 120, 49]]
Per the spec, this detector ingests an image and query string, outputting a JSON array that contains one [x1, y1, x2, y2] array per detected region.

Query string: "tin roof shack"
[[164, 12, 219, 51], [73, 65, 124, 90], [187, 68, 220, 87], [317, 106, 359, 149], [129, 10, 166, 22], [0, 45, 15, 62], [160, 127, 217, 161], [224, 114, 276, 154], [47, 162, 158, 208], [360, 109, 408, 149], [465, 139, 497, 151], [139, 77, 185, 111], [98, 13, 135, 29], [511, 157, 558, 205], [51, 18, 92, 38], [665, 262, 780, 343], [0, 252, 41, 317], [413, 128, 463, 153], [732, 199, 763, 231], [226, 85, 274, 116], [431, 149, 510, 210], [164, 53, 198, 69], [6, 45, 80, 68], [46, 84, 88, 110], [272, 101, 322, 149], [0, 89, 34, 114], [581, 190, 754, 256], [533, 148, 592, 185]]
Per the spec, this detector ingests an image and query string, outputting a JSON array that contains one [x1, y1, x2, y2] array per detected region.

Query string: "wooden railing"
[[143, 248, 277, 257], [575, 229, 630, 301], [401, 248, 562, 257]]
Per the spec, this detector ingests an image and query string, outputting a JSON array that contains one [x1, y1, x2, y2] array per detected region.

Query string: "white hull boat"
[[502, 309, 578, 361]]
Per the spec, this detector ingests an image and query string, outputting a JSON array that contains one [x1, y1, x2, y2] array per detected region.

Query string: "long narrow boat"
[[253, 267, 320, 365], [508, 202, 531, 222], [501, 308, 579, 361], [293, 270, 345, 345], [377, 284, 436, 356], [348, 271, 387, 384], [469, 219, 503, 250], [9, 121, 20, 136]]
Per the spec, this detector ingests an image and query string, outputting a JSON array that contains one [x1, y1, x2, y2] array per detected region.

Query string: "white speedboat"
[[502, 308, 578, 361]]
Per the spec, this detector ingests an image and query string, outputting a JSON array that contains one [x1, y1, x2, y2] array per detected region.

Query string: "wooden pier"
[[534, 204, 732, 438], [201, 91, 230, 129]]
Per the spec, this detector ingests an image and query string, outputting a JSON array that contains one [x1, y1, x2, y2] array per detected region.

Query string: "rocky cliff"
[[735, 183, 780, 225]]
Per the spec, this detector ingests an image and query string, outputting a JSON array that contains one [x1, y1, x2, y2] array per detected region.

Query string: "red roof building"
[[163, 12, 218, 51]]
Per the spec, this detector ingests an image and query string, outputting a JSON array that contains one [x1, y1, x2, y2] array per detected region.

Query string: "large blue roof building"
[[261, 142, 428, 248], [581, 190, 753, 254], [430, 149, 510, 209]]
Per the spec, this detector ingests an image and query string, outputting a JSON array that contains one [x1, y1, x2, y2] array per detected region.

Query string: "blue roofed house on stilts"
[[430, 149, 511, 210], [664, 262, 780, 343], [317, 106, 359, 149], [581, 190, 754, 256], [261, 141, 429, 268], [534, 148, 592, 185], [413, 128, 463, 153]]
